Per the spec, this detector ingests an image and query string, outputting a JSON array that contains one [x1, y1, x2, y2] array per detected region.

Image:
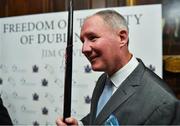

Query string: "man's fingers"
[[56, 117, 67, 126], [56, 117, 78, 126], [65, 117, 78, 125]]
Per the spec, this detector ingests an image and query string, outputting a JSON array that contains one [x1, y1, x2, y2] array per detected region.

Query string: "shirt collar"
[[110, 55, 139, 88]]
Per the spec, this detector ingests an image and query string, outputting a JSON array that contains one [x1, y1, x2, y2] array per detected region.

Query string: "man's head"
[[80, 10, 131, 76]]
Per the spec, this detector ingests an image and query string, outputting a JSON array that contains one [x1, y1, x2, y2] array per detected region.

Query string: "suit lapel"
[[94, 59, 145, 124], [95, 80, 138, 124]]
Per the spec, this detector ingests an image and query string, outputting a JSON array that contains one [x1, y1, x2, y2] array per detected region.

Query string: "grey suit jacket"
[[81, 59, 179, 125]]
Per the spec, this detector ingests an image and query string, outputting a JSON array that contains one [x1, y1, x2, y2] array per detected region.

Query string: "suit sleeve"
[[144, 101, 177, 125], [0, 97, 13, 125]]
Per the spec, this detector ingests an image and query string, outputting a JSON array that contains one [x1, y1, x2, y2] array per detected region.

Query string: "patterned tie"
[[96, 78, 113, 117]]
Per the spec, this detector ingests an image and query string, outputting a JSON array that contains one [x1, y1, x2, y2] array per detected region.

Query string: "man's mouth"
[[89, 56, 98, 63]]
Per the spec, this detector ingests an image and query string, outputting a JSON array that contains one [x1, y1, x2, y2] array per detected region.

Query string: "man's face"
[[80, 15, 122, 74]]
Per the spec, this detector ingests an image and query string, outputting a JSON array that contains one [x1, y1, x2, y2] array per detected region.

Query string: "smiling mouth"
[[89, 56, 98, 63]]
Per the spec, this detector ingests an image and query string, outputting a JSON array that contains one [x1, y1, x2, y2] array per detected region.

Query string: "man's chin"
[[91, 65, 103, 72]]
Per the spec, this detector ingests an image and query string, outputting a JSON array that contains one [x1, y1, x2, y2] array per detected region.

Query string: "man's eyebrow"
[[80, 31, 96, 40], [85, 32, 97, 37]]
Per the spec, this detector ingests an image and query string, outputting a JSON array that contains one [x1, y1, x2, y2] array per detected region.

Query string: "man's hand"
[[56, 117, 78, 126]]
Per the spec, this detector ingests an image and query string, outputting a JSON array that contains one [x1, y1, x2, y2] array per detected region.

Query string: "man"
[[56, 10, 179, 125], [0, 96, 12, 125]]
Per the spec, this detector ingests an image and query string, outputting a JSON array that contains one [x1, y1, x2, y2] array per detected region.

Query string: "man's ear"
[[118, 29, 129, 47]]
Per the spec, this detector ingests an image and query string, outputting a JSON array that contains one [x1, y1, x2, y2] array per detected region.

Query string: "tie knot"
[[106, 78, 113, 88], [105, 78, 113, 95]]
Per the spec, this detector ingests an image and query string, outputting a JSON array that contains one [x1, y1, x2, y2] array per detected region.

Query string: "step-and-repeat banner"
[[0, 4, 162, 125]]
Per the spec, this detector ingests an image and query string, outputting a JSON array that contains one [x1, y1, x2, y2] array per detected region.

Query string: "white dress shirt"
[[109, 55, 139, 94]]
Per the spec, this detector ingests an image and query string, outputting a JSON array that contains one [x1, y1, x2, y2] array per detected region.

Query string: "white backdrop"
[[0, 5, 162, 125]]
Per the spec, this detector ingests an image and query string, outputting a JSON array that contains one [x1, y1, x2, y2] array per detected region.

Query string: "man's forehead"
[[80, 27, 96, 39], [81, 17, 96, 32], [80, 17, 100, 40], [82, 16, 105, 30]]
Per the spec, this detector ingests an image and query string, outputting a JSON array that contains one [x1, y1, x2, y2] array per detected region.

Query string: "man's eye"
[[89, 36, 97, 41]]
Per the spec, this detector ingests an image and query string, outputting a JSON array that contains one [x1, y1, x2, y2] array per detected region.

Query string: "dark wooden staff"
[[63, 0, 74, 121]]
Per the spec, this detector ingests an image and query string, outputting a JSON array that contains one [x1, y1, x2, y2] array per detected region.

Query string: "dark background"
[[0, 0, 180, 98]]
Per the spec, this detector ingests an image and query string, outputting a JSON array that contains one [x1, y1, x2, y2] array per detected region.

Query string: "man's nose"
[[82, 41, 92, 55]]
